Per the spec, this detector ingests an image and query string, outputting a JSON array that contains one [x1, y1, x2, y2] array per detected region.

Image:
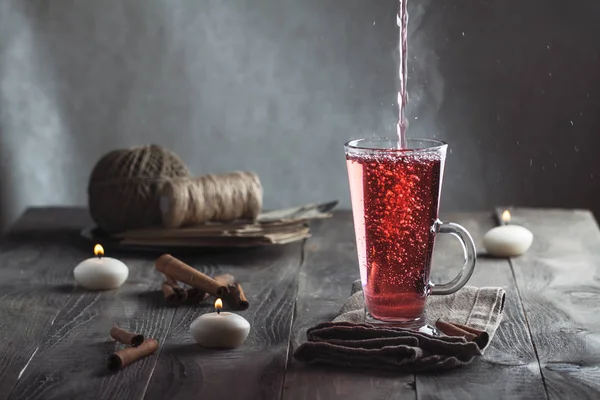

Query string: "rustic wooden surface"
[[415, 213, 546, 400], [495, 208, 600, 400], [144, 245, 303, 400], [0, 207, 598, 399], [283, 215, 416, 400]]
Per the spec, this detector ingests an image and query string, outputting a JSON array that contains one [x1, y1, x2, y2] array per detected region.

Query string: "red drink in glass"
[[345, 138, 476, 325]]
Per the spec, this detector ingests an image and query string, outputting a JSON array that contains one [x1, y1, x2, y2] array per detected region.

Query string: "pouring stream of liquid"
[[397, 0, 409, 148]]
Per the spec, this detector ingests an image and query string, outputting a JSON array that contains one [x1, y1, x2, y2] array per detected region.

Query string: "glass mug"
[[345, 137, 476, 325]]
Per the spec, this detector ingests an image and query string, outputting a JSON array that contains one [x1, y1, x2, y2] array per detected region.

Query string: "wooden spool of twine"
[[160, 172, 263, 229], [88, 145, 263, 232]]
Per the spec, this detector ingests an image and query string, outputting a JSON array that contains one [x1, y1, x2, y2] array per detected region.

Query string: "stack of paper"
[[111, 201, 337, 248]]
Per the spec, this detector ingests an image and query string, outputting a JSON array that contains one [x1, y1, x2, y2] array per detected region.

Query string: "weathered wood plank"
[[0, 208, 97, 399], [4, 207, 592, 399], [283, 213, 417, 400], [283, 211, 546, 400], [2, 208, 304, 400], [8, 256, 175, 400], [144, 244, 303, 400], [416, 212, 546, 400], [3, 208, 179, 400], [496, 208, 600, 400]]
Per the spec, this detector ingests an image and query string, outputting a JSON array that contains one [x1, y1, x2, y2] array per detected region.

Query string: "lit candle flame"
[[215, 298, 223, 314], [94, 244, 104, 258], [502, 210, 511, 225]]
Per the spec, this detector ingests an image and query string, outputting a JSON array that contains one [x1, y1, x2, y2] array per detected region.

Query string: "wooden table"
[[1, 208, 599, 400]]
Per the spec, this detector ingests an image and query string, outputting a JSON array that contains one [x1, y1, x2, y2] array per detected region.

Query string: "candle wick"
[[217, 308, 221, 315]]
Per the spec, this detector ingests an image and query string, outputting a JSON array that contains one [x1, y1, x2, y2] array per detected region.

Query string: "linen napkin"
[[293, 280, 505, 372]]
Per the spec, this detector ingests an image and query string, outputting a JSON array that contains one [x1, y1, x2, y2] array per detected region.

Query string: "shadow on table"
[[127, 290, 214, 312], [288, 360, 417, 380], [165, 343, 205, 357], [129, 290, 168, 307], [50, 284, 96, 295], [477, 252, 502, 260]]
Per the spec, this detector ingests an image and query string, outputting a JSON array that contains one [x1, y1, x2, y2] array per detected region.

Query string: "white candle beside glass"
[[483, 210, 533, 257]]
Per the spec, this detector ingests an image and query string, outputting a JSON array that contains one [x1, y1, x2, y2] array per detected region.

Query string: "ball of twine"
[[160, 172, 263, 229], [88, 145, 190, 232], [88, 145, 263, 232]]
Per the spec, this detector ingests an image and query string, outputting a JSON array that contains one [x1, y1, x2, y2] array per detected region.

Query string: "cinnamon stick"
[[451, 321, 490, 348], [164, 275, 180, 288], [451, 322, 487, 337], [107, 338, 159, 371], [110, 326, 145, 347], [435, 320, 477, 341], [185, 275, 233, 304], [155, 254, 228, 297], [214, 274, 249, 311], [161, 282, 186, 305], [161, 273, 187, 305], [214, 274, 235, 287], [435, 320, 490, 348], [186, 288, 209, 303], [232, 282, 249, 310]]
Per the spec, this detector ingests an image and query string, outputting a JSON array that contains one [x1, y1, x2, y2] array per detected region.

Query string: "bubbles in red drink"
[[346, 150, 442, 321]]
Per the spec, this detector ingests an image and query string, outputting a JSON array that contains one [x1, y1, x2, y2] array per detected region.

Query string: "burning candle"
[[73, 244, 129, 290], [483, 211, 533, 257], [190, 298, 250, 349]]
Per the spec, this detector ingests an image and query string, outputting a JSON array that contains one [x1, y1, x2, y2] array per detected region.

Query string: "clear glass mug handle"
[[430, 219, 477, 295]]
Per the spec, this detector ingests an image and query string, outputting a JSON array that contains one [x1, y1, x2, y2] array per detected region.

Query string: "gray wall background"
[[1, 0, 600, 231]]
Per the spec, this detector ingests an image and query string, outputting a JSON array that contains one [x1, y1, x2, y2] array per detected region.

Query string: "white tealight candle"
[[483, 210, 533, 257], [73, 244, 129, 290], [190, 298, 250, 349]]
